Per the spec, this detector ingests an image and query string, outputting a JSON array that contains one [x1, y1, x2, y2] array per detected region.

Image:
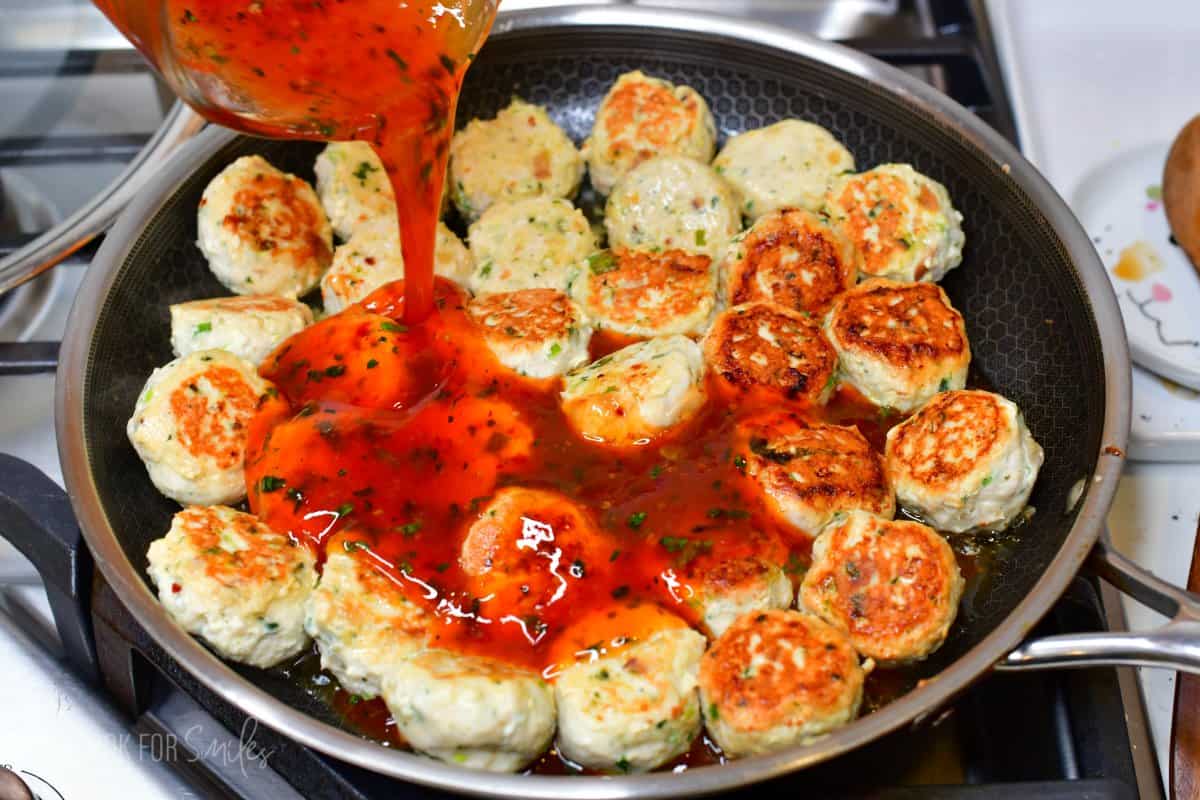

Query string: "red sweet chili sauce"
[[94, 0, 496, 322]]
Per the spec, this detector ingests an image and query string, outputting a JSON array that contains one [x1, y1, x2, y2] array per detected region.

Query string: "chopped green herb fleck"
[[194, 321, 212, 336], [385, 48, 408, 71], [381, 321, 408, 333], [336, 502, 354, 518], [627, 511, 647, 529], [366, 359, 379, 369], [587, 250, 617, 275], [259, 475, 285, 493], [694, 229, 707, 247]]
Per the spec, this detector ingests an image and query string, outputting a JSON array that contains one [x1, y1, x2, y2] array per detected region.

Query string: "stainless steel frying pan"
[[17, 6, 1200, 797]]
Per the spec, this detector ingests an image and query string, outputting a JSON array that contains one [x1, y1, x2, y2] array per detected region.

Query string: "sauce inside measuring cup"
[[94, 0, 497, 322]]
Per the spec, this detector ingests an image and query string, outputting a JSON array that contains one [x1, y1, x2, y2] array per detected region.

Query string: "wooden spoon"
[[1164, 114, 1200, 271], [1171, 515, 1200, 799]]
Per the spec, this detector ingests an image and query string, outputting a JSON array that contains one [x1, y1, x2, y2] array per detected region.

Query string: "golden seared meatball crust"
[[704, 301, 838, 407], [825, 278, 970, 413], [573, 248, 717, 337], [885, 389, 1044, 533], [449, 98, 584, 221], [467, 288, 593, 379], [734, 410, 895, 539], [127, 349, 281, 506], [147, 505, 316, 668], [824, 163, 964, 283], [721, 208, 858, 316], [800, 510, 963, 665], [698, 609, 864, 757], [583, 70, 717, 196], [197, 155, 333, 298], [561, 335, 708, 447]]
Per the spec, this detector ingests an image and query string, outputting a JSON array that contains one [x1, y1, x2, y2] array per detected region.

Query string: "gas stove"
[[0, 1, 1174, 798]]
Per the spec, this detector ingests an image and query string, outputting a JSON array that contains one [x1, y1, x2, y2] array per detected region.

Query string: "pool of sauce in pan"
[[249, 281, 1012, 773]]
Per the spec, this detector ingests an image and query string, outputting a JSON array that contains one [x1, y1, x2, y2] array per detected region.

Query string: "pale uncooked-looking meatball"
[[127, 350, 278, 506], [719, 208, 857, 317], [800, 510, 963, 665], [698, 609, 864, 757], [824, 163, 964, 283], [197, 155, 332, 298], [572, 248, 717, 338], [321, 219, 473, 313], [467, 289, 593, 379], [553, 615, 705, 773], [170, 295, 313, 366], [449, 99, 583, 221], [885, 389, 1044, 532], [467, 197, 596, 294], [688, 555, 793, 639], [313, 141, 394, 241], [824, 278, 971, 413], [734, 409, 895, 540], [604, 155, 740, 261], [583, 70, 717, 196], [380, 648, 556, 772], [703, 301, 838, 407], [304, 534, 430, 698], [713, 120, 855, 219], [147, 505, 316, 668], [561, 335, 707, 447]]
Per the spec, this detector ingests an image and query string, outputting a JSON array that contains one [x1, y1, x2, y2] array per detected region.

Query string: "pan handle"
[[0, 453, 99, 683], [999, 529, 1200, 674]]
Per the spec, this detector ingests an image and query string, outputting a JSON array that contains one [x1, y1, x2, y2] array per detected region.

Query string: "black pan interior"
[[82, 26, 1105, 731]]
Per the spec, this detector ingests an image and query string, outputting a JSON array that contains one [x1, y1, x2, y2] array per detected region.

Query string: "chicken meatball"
[[170, 295, 313, 366], [127, 350, 281, 506], [604, 155, 740, 261], [449, 99, 584, 221], [824, 163, 964, 283], [561, 335, 707, 447], [305, 534, 430, 698], [734, 410, 895, 539], [467, 289, 593, 379], [704, 301, 838, 407], [572, 248, 717, 337], [698, 609, 864, 758], [553, 614, 705, 772], [720, 208, 857, 316], [583, 71, 717, 196], [825, 278, 970, 413], [380, 649, 556, 772], [885, 389, 1044, 532], [313, 141, 394, 240], [146, 505, 316, 668], [800, 510, 963, 665], [197, 155, 333, 298], [467, 197, 596, 294], [321, 220, 472, 313], [713, 120, 855, 219], [459, 487, 611, 626], [687, 554, 793, 639]]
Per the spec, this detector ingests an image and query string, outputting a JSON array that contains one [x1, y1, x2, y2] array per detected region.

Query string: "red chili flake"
[[171, 583, 182, 593]]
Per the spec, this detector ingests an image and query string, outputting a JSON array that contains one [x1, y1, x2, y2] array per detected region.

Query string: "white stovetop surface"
[[2, 2, 1199, 796], [988, 0, 1200, 789]]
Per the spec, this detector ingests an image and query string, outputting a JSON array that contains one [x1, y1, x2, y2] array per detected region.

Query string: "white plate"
[[1072, 141, 1200, 389]]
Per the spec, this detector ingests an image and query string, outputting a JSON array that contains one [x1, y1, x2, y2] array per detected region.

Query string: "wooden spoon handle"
[[1170, 517, 1200, 799]]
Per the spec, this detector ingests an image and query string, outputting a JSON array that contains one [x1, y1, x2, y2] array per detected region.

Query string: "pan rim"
[[56, 6, 1131, 798]]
